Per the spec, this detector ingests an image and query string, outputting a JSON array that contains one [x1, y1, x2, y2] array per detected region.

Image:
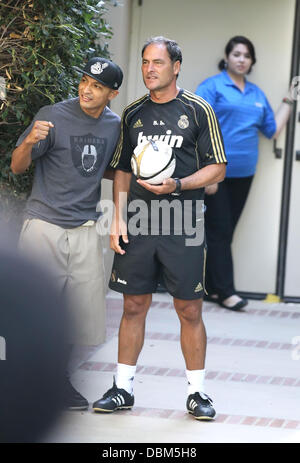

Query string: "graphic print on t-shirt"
[[70, 133, 107, 177]]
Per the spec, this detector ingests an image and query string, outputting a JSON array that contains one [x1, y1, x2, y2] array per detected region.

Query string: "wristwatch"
[[171, 178, 182, 196]]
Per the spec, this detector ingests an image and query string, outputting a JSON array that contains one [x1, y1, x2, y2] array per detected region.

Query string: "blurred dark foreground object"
[[0, 241, 68, 443]]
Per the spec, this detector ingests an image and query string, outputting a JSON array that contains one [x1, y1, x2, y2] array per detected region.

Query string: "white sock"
[[116, 363, 136, 395], [186, 369, 206, 395]]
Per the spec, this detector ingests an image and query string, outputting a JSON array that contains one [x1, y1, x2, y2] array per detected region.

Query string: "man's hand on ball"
[[137, 177, 176, 195]]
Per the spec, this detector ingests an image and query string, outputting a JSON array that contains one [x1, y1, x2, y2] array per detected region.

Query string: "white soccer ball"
[[131, 139, 176, 185]]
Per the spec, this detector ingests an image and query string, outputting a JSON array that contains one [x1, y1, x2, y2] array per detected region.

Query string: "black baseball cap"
[[76, 57, 123, 90]]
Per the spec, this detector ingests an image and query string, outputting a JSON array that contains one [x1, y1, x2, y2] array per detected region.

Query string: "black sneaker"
[[186, 392, 216, 420], [64, 377, 89, 410], [93, 378, 134, 413]]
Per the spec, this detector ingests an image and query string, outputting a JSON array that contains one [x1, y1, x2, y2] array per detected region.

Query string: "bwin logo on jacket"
[[70, 133, 107, 177], [137, 130, 183, 148]]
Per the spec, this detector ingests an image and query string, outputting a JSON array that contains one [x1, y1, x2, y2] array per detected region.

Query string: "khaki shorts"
[[19, 218, 106, 345]]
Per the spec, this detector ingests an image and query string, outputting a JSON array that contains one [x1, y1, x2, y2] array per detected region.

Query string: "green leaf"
[[0, 0, 116, 196]]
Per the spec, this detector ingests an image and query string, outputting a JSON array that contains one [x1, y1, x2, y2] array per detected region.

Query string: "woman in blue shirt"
[[195, 35, 293, 311]]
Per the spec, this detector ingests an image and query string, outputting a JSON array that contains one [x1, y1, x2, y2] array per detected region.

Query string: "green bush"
[[0, 0, 115, 198]]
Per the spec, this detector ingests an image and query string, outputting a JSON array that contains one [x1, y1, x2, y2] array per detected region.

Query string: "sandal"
[[219, 295, 248, 311]]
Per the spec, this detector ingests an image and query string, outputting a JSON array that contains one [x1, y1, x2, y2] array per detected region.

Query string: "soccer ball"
[[131, 139, 176, 185]]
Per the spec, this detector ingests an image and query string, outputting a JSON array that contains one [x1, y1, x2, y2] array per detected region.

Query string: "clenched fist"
[[27, 121, 54, 145]]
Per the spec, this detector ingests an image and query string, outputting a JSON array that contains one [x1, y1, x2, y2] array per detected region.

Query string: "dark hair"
[[218, 36, 256, 74], [141, 36, 182, 64]]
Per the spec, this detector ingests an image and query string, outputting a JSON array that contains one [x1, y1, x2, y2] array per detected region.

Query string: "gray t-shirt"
[[16, 98, 120, 228]]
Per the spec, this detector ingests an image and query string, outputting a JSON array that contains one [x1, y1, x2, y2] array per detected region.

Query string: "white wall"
[[106, 0, 132, 116], [100, 0, 132, 284]]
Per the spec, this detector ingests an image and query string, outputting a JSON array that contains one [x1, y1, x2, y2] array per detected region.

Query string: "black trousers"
[[204, 176, 253, 300]]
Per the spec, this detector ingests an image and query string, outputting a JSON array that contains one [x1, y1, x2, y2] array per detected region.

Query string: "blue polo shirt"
[[195, 71, 276, 177]]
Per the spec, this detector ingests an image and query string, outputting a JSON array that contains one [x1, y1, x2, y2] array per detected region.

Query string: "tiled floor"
[[44, 290, 300, 443]]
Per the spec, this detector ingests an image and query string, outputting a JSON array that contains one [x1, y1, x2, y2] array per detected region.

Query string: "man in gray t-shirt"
[[11, 57, 123, 411]]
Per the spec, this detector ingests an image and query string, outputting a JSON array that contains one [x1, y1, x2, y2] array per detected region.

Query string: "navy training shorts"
[[109, 232, 206, 300]]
